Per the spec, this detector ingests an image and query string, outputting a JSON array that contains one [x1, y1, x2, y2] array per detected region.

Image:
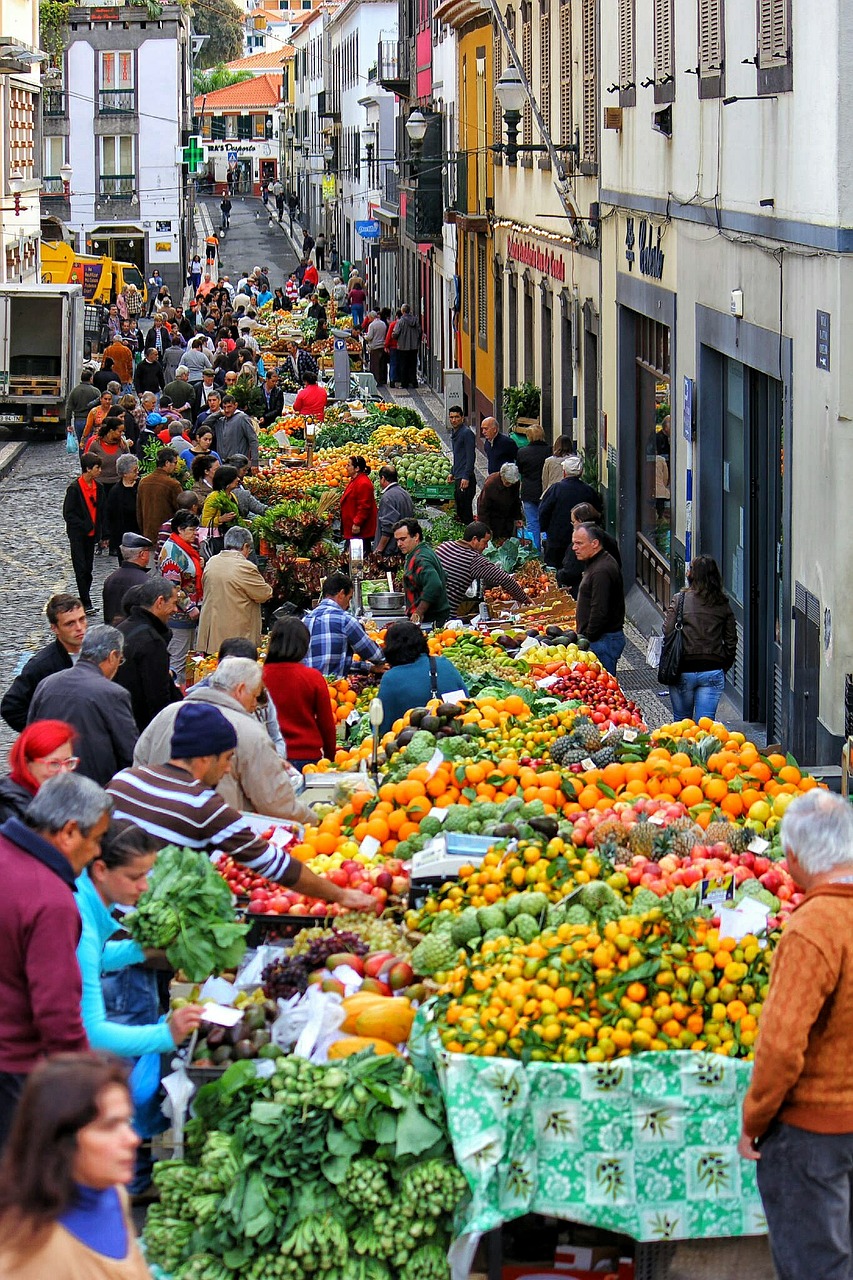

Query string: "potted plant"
[[502, 382, 541, 447]]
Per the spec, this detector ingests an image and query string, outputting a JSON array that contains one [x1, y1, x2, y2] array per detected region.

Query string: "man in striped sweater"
[[435, 522, 529, 617], [107, 702, 374, 908]]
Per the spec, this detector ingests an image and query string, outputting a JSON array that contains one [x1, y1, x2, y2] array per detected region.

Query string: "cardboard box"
[[555, 1246, 620, 1271]]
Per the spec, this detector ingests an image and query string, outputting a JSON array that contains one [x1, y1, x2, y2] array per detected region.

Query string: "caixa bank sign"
[[507, 236, 567, 283]]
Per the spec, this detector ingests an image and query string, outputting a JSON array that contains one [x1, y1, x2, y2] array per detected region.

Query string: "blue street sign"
[[355, 219, 381, 241], [227, 150, 238, 164]]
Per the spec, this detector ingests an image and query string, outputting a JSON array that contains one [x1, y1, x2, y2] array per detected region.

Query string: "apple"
[[388, 962, 415, 989], [373, 870, 393, 890], [329, 869, 349, 887], [307, 971, 325, 986]]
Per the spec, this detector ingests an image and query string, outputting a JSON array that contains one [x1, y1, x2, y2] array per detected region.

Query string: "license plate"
[[0, 414, 20, 423]]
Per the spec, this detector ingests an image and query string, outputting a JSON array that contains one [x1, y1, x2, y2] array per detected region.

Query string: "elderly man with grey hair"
[[27, 625, 138, 783], [162, 366, 197, 422], [133, 657, 313, 822], [739, 790, 853, 1272], [197, 526, 272, 654], [0, 771, 112, 1147], [480, 415, 518, 474]]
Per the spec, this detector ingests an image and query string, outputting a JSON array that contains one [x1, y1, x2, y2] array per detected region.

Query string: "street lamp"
[[494, 66, 527, 165], [323, 143, 334, 167], [405, 109, 427, 176], [8, 169, 24, 215], [59, 162, 73, 196], [362, 123, 377, 187]]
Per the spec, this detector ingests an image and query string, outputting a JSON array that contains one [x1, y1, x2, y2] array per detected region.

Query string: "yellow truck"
[[40, 241, 147, 305]]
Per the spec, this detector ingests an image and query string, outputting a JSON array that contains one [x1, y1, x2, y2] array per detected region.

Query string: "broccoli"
[[402, 731, 438, 765]]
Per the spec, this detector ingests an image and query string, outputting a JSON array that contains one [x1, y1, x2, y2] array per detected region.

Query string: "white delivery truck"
[[0, 283, 85, 433]]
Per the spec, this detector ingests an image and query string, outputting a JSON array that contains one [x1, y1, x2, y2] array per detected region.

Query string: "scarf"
[[77, 475, 98, 534], [171, 533, 203, 600]]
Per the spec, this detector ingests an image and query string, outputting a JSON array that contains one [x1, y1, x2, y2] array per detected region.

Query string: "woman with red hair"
[[0, 721, 78, 823]]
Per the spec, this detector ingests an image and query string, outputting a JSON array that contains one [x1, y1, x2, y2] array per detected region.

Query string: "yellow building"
[[436, 0, 496, 422]]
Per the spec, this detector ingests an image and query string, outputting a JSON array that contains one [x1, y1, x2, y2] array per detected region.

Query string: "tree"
[[193, 63, 253, 95], [191, 0, 244, 68]]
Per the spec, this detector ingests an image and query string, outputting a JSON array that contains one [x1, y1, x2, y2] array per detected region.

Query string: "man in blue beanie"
[[108, 702, 375, 906]]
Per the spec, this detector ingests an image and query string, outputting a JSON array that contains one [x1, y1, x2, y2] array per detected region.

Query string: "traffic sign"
[[227, 150, 238, 164], [355, 219, 381, 241]]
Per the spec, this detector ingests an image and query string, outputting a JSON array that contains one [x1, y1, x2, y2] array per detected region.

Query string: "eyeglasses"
[[40, 756, 80, 774]]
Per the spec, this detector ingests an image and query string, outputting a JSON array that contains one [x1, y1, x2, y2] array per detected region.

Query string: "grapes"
[[303, 933, 369, 969], [262, 956, 310, 1000], [261, 932, 369, 1000]]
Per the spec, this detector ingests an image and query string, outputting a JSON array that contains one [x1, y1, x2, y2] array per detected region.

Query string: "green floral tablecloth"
[[412, 1013, 766, 1244]]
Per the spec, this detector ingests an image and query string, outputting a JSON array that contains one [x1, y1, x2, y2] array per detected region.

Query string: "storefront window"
[[635, 316, 671, 560]]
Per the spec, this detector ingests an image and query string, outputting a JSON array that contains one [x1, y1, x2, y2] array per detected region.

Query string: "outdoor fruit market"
[[117, 393, 828, 1280]]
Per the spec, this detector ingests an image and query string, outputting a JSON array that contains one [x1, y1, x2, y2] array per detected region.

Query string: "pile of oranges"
[[435, 913, 776, 1062]]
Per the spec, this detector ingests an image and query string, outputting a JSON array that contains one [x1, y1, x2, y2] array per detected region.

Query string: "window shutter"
[[493, 25, 503, 150], [653, 0, 673, 82], [540, 12, 551, 132], [581, 0, 597, 163], [758, 0, 788, 67], [559, 0, 572, 146], [477, 240, 487, 342], [618, 0, 633, 90], [521, 4, 532, 146], [698, 0, 723, 75]]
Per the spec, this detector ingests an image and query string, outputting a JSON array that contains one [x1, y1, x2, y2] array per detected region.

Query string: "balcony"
[[43, 90, 66, 116], [41, 176, 67, 195], [383, 165, 399, 209], [404, 185, 443, 243], [377, 39, 410, 95], [317, 88, 340, 119], [98, 89, 136, 115], [99, 174, 136, 200], [40, 176, 70, 222]]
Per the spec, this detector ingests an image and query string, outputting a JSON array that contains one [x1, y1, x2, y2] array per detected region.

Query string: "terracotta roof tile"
[[227, 46, 294, 70], [194, 73, 282, 111]]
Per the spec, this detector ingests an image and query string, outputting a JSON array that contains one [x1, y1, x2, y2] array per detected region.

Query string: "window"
[[253, 113, 266, 137], [559, 0, 572, 146], [237, 115, 252, 139], [477, 239, 488, 347], [476, 50, 487, 210], [100, 136, 134, 198], [757, 0, 792, 93], [493, 26, 503, 156], [461, 236, 469, 333], [44, 135, 64, 188], [8, 86, 35, 179], [581, 0, 597, 164], [211, 115, 226, 139], [698, 0, 724, 98], [653, 0, 675, 104], [100, 51, 134, 90], [540, 12, 551, 132], [618, 0, 636, 106], [521, 3, 532, 147]]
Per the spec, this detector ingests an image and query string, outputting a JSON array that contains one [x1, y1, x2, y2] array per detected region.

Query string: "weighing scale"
[[409, 833, 514, 908]]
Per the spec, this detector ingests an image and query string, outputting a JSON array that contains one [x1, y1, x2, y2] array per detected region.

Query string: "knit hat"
[[170, 703, 237, 759], [562, 456, 584, 478]]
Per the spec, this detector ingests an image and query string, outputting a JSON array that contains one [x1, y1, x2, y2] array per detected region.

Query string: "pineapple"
[[667, 816, 703, 860], [614, 845, 633, 866], [628, 816, 657, 859], [592, 818, 630, 848], [595, 837, 623, 868], [704, 820, 735, 849], [571, 716, 602, 752]]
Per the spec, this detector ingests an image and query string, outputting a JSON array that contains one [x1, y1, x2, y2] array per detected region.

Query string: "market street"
[[196, 194, 299, 291]]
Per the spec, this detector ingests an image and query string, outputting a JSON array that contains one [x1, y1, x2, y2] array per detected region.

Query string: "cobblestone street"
[[0, 439, 114, 756]]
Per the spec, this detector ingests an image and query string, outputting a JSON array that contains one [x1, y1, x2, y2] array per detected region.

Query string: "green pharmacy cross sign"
[[183, 137, 205, 173]]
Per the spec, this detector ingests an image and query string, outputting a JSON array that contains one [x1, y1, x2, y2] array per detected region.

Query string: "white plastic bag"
[[270, 985, 345, 1062], [646, 633, 664, 668]]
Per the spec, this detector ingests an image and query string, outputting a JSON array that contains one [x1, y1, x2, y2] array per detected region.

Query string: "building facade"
[[42, 3, 191, 296], [0, 1, 42, 284], [196, 74, 283, 197], [600, 0, 852, 762], [291, 7, 334, 238]]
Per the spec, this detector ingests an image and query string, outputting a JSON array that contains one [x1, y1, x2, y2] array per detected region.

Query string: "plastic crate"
[[409, 483, 455, 502]]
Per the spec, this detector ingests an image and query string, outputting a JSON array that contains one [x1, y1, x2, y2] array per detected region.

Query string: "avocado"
[[437, 702, 463, 719], [233, 1039, 256, 1060], [212, 1045, 233, 1065], [258, 1042, 284, 1060], [205, 1025, 226, 1049], [562, 630, 578, 643], [245, 1008, 267, 1032], [576, 637, 590, 650], [546, 625, 562, 638], [397, 727, 418, 746], [192, 1038, 209, 1061], [420, 714, 441, 733], [492, 823, 520, 839], [408, 707, 429, 726], [251, 1028, 271, 1049], [529, 817, 560, 839]]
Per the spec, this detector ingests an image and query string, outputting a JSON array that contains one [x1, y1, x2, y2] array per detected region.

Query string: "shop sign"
[[506, 235, 566, 283], [356, 219, 380, 241], [625, 217, 665, 279], [205, 143, 259, 155], [155, 241, 172, 252], [322, 175, 337, 203], [816, 310, 831, 372]]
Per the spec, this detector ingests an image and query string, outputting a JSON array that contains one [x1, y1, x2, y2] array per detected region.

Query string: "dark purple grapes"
[[302, 932, 369, 970], [262, 956, 310, 1000]]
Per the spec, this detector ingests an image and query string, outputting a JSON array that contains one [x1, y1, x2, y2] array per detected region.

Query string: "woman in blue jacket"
[[377, 621, 468, 735], [77, 820, 203, 1189]]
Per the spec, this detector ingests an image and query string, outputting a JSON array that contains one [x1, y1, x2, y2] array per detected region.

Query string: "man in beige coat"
[[197, 526, 272, 654], [132, 657, 313, 823]]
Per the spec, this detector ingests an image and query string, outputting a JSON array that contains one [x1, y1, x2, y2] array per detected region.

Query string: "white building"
[[326, 0, 397, 291], [0, 1, 42, 284], [242, 6, 300, 54], [290, 6, 337, 238], [43, 3, 191, 296], [599, 0, 853, 763]]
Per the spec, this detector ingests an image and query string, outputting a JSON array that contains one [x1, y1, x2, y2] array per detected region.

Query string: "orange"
[[778, 765, 801, 785], [600, 763, 627, 790], [406, 796, 432, 819], [395, 779, 426, 805], [577, 785, 603, 810], [503, 694, 527, 716], [365, 816, 390, 843], [397, 821, 420, 841], [720, 794, 744, 818], [623, 762, 649, 782], [313, 832, 338, 856], [702, 777, 728, 803], [387, 809, 408, 833], [679, 785, 704, 808]]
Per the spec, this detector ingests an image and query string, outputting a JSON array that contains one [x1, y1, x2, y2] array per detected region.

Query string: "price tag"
[[430, 805, 450, 824], [622, 729, 638, 742], [359, 835, 381, 858], [698, 874, 735, 907], [426, 748, 444, 778], [346, 709, 361, 726], [648, 813, 667, 826], [747, 837, 770, 853], [581, 757, 596, 771], [536, 675, 560, 689], [198, 1003, 244, 1028]]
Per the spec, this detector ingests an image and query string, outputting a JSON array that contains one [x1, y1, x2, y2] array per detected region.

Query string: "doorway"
[[260, 160, 276, 187]]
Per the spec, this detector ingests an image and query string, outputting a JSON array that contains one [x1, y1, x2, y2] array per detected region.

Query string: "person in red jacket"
[[0, 771, 112, 1149], [262, 617, 338, 769], [293, 370, 328, 418], [339, 455, 378, 554]]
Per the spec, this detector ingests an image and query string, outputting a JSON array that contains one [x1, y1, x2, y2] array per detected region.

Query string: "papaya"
[[340, 993, 390, 1034], [326, 1035, 400, 1059], [354, 998, 415, 1044]]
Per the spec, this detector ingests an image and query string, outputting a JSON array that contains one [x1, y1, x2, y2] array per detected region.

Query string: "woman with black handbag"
[[660, 556, 737, 721]]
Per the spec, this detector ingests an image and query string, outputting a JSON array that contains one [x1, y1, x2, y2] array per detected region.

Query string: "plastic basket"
[[409, 483, 455, 501]]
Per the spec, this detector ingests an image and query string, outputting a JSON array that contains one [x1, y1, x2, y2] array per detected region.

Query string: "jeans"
[[351, 303, 364, 329], [387, 349, 398, 385], [523, 500, 541, 550], [589, 630, 626, 675], [668, 668, 725, 720], [167, 624, 197, 686], [756, 1121, 853, 1280]]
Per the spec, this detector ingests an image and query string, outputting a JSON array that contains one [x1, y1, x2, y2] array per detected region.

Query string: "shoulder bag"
[[428, 654, 439, 699], [200, 520, 227, 563], [658, 591, 686, 685]]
